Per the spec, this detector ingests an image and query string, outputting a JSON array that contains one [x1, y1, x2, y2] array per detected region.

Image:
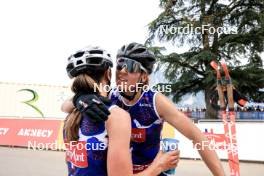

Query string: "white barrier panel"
[[173, 121, 264, 162], [0, 82, 72, 118]]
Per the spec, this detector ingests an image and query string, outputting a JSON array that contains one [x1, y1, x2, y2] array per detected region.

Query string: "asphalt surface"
[[0, 146, 263, 176]]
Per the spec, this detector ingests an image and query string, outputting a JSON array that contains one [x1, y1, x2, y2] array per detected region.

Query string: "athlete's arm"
[[106, 107, 179, 176], [156, 93, 225, 176], [106, 107, 133, 176], [61, 99, 74, 113]]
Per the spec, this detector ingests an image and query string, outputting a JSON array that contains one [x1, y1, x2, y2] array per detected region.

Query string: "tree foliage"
[[147, 0, 264, 118]]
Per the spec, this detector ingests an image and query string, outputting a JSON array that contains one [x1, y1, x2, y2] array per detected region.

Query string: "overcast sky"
[[0, 0, 263, 87], [0, 0, 162, 85]]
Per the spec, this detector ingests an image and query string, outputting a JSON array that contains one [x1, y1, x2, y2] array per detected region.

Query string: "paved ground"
[[0, 146, 263, 176]]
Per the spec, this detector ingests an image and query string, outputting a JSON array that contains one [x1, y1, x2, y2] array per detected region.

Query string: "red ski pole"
[[221, 61, 240, 176], [210, 61, 235, 175]]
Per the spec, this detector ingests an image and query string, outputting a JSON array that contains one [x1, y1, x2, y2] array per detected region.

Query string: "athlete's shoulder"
[[154, 92, 168, 103], [140, 89, 159, 102], [106, 106, 131, 136], [108, 106, 130, 123]]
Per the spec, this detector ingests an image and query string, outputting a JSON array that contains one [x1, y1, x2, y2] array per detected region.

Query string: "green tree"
[[147, 0, 264, 118]]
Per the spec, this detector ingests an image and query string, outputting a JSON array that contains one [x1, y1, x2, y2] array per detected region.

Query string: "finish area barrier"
[[0, 118, 263, 162], [0, 118, 64, 149]]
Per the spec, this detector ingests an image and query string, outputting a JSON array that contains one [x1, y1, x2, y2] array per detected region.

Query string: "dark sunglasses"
[[116, 57, 147, 73]]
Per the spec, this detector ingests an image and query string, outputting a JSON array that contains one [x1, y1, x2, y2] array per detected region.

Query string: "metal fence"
[[184, 111, 264, 120]]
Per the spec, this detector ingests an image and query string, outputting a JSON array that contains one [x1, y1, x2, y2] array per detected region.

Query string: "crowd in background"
[[178, 106, 264, 120]]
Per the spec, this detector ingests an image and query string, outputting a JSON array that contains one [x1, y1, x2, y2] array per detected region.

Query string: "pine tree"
[[147, 0, 264, 118]]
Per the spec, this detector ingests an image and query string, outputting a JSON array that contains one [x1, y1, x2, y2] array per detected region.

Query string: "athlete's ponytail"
[[64, 73, 104, 142]]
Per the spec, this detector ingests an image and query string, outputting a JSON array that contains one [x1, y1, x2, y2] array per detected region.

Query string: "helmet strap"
[[120, 91, 137, 101], [120, 77, 144, 101]]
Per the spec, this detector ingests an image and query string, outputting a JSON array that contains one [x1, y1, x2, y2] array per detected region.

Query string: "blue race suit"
[[65, 105, 117, 176], [110, 89, 164, 174]]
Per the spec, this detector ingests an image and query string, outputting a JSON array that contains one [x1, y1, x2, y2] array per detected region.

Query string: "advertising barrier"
[[0, 118, 64, 149], [0, 118, 263, 162]]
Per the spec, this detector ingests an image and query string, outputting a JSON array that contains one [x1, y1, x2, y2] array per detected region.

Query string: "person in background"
[[210, 85, 262, 110]]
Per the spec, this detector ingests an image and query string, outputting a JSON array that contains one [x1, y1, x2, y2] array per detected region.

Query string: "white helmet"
[[66, 46, 113, 78]]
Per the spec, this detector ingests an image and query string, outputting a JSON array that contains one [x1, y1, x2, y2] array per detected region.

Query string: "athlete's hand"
[[73, 93, 111, 122], [152, 150, 180, 173]]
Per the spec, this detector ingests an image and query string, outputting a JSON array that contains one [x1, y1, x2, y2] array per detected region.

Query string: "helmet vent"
[[121, 45, 125, 51], [74, 51, 85, 58], [66, 63, 74, 70], [76, 60, 83, 65], [133, 48, 146, 54], [86, 57, 103, 64], [89, 50, 103, 54], [127, 44, 135, 50]]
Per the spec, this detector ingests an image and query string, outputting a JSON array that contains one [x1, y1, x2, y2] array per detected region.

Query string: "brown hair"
[[139, 72, 149, 86], [64, 71, 106, 142]]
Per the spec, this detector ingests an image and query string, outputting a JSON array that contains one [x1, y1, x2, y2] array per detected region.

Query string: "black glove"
[[73, 93, 111, 122]]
